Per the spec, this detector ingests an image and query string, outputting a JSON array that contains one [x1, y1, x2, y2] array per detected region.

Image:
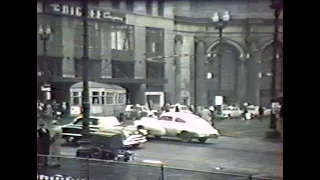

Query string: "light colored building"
[[37, 0, 282, 107]]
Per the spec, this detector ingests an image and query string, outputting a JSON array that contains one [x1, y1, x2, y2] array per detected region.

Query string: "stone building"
[[37, 0, 282, 107]]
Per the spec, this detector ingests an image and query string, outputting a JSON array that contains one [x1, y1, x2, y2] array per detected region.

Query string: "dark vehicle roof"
[[91, 131, 124, 149]]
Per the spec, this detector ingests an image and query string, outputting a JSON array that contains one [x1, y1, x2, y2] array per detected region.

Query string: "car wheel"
[[198, 137, 208, 143], [180, 131, 192, 142], [131, 144, 140, 148], [228, 114, 231, 119]]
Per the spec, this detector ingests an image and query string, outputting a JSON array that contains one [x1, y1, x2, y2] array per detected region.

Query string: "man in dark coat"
[[37, 121, 51, 166]]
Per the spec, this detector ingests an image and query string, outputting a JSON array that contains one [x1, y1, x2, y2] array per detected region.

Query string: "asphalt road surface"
[[39, 117, 282, 179]]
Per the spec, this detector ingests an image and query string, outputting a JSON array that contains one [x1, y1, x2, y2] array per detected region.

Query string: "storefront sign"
[[48, 3, 125, 22]]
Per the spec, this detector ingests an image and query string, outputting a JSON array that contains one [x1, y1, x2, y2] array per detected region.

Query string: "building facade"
[[37, 0, 283, 107]]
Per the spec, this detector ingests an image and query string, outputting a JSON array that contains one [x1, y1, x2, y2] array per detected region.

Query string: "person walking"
[[258, 106, 264, 121], [50, 120, 62, 166], [37, 121, 51, 166]]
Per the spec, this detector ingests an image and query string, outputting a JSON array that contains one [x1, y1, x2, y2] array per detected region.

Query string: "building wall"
[[37, 0, 282, 106]]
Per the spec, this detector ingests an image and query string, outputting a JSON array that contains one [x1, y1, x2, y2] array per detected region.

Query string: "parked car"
[[133, 112, 220, 143], [222, 106, 243, 118], [61, 116, 147, 147], [125, 104, 157, 120], [246, 105, 271, 117]]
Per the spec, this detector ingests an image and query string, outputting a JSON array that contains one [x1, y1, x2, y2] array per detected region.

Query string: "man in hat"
[[37, 121, 51, 166], [51, 120, 62, 166]]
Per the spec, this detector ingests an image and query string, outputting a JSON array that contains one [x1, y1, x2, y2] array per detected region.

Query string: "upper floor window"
[[158, 0, 164, 16], [146, 1, 152, 15], [74, 19, 99, 48], [146, 27, 164, 55], [111, 1, 120, 9], [126, 0, 134, 12], [111, 25, 134, 51]]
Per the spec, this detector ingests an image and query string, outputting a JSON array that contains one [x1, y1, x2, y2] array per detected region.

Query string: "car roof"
[[160, 112, 202, 121]]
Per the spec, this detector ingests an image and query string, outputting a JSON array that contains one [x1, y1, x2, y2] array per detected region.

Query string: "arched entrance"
[[206, 39, 245, 105], [259, 40, 283, 106]]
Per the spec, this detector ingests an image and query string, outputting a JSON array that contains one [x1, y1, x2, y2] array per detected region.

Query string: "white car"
[[246, 106, 271, 117], [222, 106, 243, 118], [133, 112, 220, 143], [169, 104, 193, 114], [125, 105, 157, 119], [61, 116, 147, 147]]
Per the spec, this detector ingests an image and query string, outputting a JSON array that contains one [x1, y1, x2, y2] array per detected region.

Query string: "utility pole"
[[81, 0, 90, 139], [266, 0, 282, 138]]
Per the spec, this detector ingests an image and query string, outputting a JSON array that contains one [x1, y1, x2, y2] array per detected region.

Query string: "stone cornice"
[[174, 16, 283, 26]]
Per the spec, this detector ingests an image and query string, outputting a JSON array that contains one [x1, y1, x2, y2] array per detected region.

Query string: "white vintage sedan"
[[222, 106, 243, 118], [133, 112, 220, 143], [246, 105, 271, 117]]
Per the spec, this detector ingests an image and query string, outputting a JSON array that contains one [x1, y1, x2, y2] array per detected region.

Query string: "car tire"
[[180, 131, 192, 142], [228, 114, 231, 119], [198, 138, 208, 143], [131, 144, 140, 148]]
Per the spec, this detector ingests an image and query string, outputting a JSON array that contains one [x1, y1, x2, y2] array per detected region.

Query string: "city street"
[[39, 117, 283, 179]]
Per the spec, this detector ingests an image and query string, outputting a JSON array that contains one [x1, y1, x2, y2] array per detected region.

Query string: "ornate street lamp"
[[38, 25, 52, 56], [266, 0, 282, 139]]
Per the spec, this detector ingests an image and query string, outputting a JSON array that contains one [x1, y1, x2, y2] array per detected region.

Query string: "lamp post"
[[266, 0, 282, 139], [210, 11, 230, 114], [38, 25, 52, 102], [81, 0, 91, 140]]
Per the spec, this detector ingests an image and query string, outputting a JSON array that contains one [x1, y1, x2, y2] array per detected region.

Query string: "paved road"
[[39, 117, 282, 179]]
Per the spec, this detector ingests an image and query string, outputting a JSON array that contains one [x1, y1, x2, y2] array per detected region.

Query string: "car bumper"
[[197, 134, 220, 139], [123, 137, 148, 146]]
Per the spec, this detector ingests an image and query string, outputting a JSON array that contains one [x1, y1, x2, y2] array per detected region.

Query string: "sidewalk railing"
[[37, 155, 282, 180]]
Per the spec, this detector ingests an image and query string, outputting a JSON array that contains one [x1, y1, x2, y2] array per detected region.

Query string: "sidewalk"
[[215, 118, 270, 139]]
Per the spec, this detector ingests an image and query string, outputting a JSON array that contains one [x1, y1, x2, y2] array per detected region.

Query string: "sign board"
[[215, 96, 223, 105], [70, 106, 81, 115]]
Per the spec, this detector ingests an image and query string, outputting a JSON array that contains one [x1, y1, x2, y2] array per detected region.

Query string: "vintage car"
[[221, 106, 243, 118], [246, 105, 271, 117], [169, 104, 193, 114], [133, 112, 220, 143], [76, 131, 134, 162], [61, 116, 147, 147], [124, 104, 157, 119]]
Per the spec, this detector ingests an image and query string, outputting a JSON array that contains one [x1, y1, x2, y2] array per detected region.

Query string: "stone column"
[[195, 40, 206, 106], [164, 29, 175, 103], [174, 35, 183, 103], [237, 56, 247, 104], [100, 23, 112, 78], [134, 26, 146, 79], [247, 51, 260, 105], [61, 17, 75, 77]]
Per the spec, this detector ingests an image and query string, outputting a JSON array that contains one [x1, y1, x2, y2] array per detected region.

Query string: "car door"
[[158, 116, 175, 136], [73, 118, 100, 133], [173, 117, 187, 135]]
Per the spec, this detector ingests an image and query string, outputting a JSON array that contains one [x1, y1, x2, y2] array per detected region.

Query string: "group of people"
[[37, 100, 68, 120], [37, 120, 62, 167]]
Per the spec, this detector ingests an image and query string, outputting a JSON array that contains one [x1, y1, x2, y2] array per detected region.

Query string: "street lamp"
[[38, 25, 52, 56], [210, 11, 230, 114], [266, 0, 282, 139], [38, 25, 52, 103]]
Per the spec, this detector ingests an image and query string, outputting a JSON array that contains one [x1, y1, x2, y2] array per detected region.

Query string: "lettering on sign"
[[48, 4, 125, 22]]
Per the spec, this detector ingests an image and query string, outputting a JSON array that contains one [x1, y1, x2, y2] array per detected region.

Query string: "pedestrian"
[[200, 106, 212, 124], [37, 121, 51, 166], [209, 106, 215, 127], [258, 106, 264, 121], [50, 120, 62, 166]]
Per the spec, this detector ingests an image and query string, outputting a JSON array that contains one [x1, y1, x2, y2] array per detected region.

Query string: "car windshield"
[[223, 107, 233, 110]]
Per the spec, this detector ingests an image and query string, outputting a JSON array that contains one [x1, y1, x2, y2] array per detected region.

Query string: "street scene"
[[37, 0, 283, 180]]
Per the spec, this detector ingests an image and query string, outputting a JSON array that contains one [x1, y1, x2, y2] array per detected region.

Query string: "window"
[[158, 0, 164, 16], [71, 92, 81, 105], [118, 93, 126, 104], [126, 0, 134, 12], [111, 25, 134, 51], [74, 20, 99, 48], [101, 92, 105, 104], [111, 1, 120, 9], [146, 1, 152, 15], [91, 91, 100, 105], [74, 118, 99, 125], [106, 92, 115, 104], [151, 42, 156, 52], [146, 61, 165, 79], [175, 118, 186, 123], [112, 60, 135, 78], [159, 116, 173, 121]]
